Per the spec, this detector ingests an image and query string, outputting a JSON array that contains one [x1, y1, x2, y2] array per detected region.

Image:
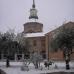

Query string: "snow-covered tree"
[[30, 51, 43, 69], [50, 23, 74, 69]]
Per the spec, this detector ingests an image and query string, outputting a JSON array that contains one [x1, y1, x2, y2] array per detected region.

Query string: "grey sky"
[[0, 0, 74, 33]]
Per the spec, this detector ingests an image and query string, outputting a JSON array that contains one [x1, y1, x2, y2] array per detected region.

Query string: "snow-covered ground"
[[0, 61, 74, 74]]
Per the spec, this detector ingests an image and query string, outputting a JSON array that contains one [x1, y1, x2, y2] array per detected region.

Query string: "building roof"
[[45, 21, 74, 35], [24, 32, 45, 37], [24, 22, 43, 26]]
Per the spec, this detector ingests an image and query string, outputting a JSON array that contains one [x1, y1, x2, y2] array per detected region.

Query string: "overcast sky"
[[0, 0, 74, 33]]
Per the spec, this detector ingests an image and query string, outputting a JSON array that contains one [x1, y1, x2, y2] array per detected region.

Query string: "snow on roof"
[[24, 32, 45, 37]]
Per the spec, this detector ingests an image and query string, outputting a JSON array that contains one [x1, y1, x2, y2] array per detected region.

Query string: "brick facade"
[[23, 22, 43, 33], [45, 22, 74, 60], [26, 36, 46, 58]]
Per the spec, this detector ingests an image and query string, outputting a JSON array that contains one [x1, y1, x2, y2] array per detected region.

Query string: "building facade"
[[0, 0, 74, 61], [23, 22, 43, 33], [23, 0, 46, 59], [45, 21, 74, 60]]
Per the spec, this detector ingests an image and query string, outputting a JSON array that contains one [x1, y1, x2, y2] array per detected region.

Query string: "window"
[[33, 40, 37, 46]]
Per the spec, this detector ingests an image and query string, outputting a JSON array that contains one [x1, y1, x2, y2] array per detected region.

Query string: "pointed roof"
[[29, 0, 38, 20], [32, 0, 35, 8]]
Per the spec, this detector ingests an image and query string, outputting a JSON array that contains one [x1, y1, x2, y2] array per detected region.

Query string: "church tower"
[[23, 0, 43, 33], [23, 0, 46, 59], [29, 0, 38, 20]]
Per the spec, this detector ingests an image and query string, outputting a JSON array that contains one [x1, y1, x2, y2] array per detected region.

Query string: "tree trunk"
[[66, 60, 70, 70], [6, 56, 10, 67]]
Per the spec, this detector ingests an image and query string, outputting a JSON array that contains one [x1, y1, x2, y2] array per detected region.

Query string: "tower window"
[[33, 40, 36, 46]]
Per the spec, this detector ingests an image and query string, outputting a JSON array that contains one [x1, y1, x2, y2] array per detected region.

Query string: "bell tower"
[[29, 0, 38, 20], [23, 0, 43, 33]]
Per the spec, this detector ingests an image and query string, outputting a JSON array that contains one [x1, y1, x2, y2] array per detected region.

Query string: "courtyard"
[[0, 61, 74, 74]]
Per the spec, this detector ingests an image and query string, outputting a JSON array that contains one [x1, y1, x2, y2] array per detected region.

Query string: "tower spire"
[[29, 0, 38, 20], [32, 0, 35, 8]]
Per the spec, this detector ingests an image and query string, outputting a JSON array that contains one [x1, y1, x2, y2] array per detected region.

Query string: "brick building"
[[45, 21, 74, 60], [0, 0, 74, 61], [23, 0, 46, 59]]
